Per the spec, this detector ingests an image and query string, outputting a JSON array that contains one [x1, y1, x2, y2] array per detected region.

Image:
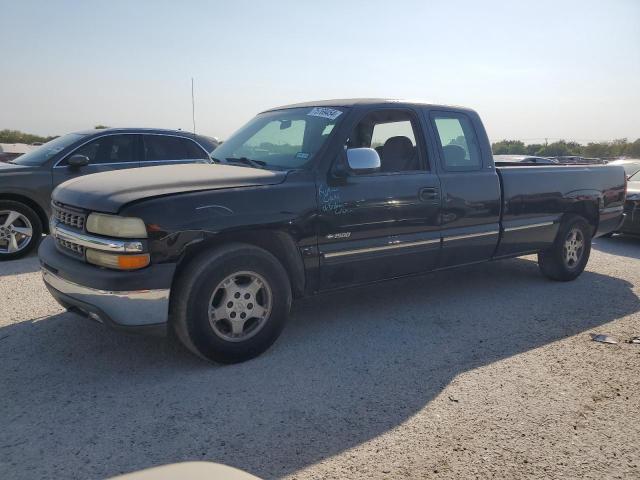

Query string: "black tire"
[[171, 243, 292, 364], [538, 215, 591, 281], [0, 200, 43, 261]]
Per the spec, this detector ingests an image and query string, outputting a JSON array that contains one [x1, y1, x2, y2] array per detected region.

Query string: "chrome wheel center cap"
[[208, 271, 272, 342]]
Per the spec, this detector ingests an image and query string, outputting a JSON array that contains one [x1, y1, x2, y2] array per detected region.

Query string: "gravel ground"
[[1, 236, 639, 480]]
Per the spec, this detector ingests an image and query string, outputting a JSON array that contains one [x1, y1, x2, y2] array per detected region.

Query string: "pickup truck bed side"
[[495, 165, 625, 257]]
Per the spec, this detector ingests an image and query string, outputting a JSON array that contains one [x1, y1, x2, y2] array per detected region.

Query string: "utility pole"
[[191, 77, 196, 135]]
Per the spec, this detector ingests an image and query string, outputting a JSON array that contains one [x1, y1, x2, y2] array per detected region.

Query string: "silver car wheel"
[[208, 271, 273, 342], [563, 227, 584, 268], [0, 210, 33, 254]]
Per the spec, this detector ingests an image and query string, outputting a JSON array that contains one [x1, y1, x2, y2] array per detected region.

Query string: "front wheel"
[[172, 243, 292, 364], [538, 215, 591, 281]]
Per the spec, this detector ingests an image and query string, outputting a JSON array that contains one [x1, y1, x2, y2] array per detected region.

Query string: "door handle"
[[419, 187, 440, 203]]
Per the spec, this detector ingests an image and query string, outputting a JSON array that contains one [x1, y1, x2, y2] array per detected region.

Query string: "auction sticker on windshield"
[[308, 107, 342, 120]]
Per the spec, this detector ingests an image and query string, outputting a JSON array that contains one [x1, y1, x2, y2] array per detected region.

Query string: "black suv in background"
[[0, 128, 217, 260]]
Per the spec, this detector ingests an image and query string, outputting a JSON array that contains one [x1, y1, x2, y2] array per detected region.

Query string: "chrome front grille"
[[52, 202, 86, 230], [55, 237, 85, 258], [51, 202, 87, 259], [51, 221, 145, 263]]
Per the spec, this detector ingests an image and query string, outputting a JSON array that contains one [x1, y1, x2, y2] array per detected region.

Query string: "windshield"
[[211, 106, 346, 170], [11, 133, 86, 166]]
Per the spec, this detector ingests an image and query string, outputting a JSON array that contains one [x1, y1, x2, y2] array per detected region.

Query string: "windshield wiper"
[[225, 157, 267, 169]]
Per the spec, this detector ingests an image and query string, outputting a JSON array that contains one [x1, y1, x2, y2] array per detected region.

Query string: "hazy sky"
[[1, 0, 638, 143]]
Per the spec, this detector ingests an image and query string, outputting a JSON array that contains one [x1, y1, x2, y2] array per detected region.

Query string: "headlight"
[[86, 213, 148, 238], [86, 250, 150, 270]]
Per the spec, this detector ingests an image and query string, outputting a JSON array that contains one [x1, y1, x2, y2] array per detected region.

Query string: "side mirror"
[[67, 154, 89, 168], [347, 148, 381, 173]]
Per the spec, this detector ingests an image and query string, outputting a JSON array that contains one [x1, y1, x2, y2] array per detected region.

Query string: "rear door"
[[141, 134, 210, 167], [318, 107, 442, 289], [52, 134, 141, 188], [427, 110, 501, 267]]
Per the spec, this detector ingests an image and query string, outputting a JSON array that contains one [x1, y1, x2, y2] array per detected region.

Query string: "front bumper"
[[39, 236, 175, 335]]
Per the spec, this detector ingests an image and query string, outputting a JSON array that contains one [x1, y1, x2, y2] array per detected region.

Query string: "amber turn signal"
[[86, 250, 150, 270], [117, 254, 151, 270]]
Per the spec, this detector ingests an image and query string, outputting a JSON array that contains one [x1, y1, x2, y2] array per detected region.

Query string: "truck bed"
[[493, 164, 626, 257]]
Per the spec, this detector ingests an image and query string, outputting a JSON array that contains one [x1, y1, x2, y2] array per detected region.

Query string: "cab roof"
[[264, 98, 476, 114]]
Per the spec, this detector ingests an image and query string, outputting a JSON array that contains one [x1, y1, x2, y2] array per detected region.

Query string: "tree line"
[[0, 126, 109, 145], [0, 129, 58, 145], [492, 138, 640, 158]]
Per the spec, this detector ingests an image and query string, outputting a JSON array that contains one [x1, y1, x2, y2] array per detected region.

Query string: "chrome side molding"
[[443, 230, 499, 242], [323, 220, 556, 258], [324, 238, 440, 259], [503, 221, 554, 232]]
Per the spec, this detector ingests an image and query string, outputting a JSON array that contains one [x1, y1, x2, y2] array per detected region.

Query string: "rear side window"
[[143, 135, 208, 161], [64, 135, 137, 165], [432, 113, 482, 171]]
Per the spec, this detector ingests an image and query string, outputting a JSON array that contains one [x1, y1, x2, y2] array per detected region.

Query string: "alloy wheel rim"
[[563, 227, 584, 269], [208, 271, 272, 342], [0, 210, 33, 255]]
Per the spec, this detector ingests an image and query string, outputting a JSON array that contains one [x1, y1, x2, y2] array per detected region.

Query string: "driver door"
[[317, 108, 442, 289]]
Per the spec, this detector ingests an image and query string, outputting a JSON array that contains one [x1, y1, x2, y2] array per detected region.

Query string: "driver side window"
[[347, 109, 424, 173]]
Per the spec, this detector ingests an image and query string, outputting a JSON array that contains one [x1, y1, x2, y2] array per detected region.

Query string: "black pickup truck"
[[39, 99, 627, 363]]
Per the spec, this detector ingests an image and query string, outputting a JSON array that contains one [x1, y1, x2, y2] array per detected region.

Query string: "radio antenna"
[[191, 77, 196, 134]]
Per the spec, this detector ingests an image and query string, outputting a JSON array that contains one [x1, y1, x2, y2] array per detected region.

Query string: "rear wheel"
[[538, 215, 591, 281], [0, 201, 42, 261], [172, 243, 292, 364]]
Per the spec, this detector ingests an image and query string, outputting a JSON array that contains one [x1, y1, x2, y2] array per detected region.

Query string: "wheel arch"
[[0, 193, 49, 233], [172, 229, 306, 299], [563, 200, 599, 235]]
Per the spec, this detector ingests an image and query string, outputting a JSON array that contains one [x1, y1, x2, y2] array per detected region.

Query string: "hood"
[[53, 164, 288, 213], [627, 180, 640, 196]]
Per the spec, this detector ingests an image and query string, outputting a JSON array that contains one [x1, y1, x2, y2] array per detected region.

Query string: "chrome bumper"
[[42, 268, 170, 329]]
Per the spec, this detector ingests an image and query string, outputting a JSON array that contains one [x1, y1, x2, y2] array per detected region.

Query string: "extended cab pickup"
[[39, 99, 627, 363]]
